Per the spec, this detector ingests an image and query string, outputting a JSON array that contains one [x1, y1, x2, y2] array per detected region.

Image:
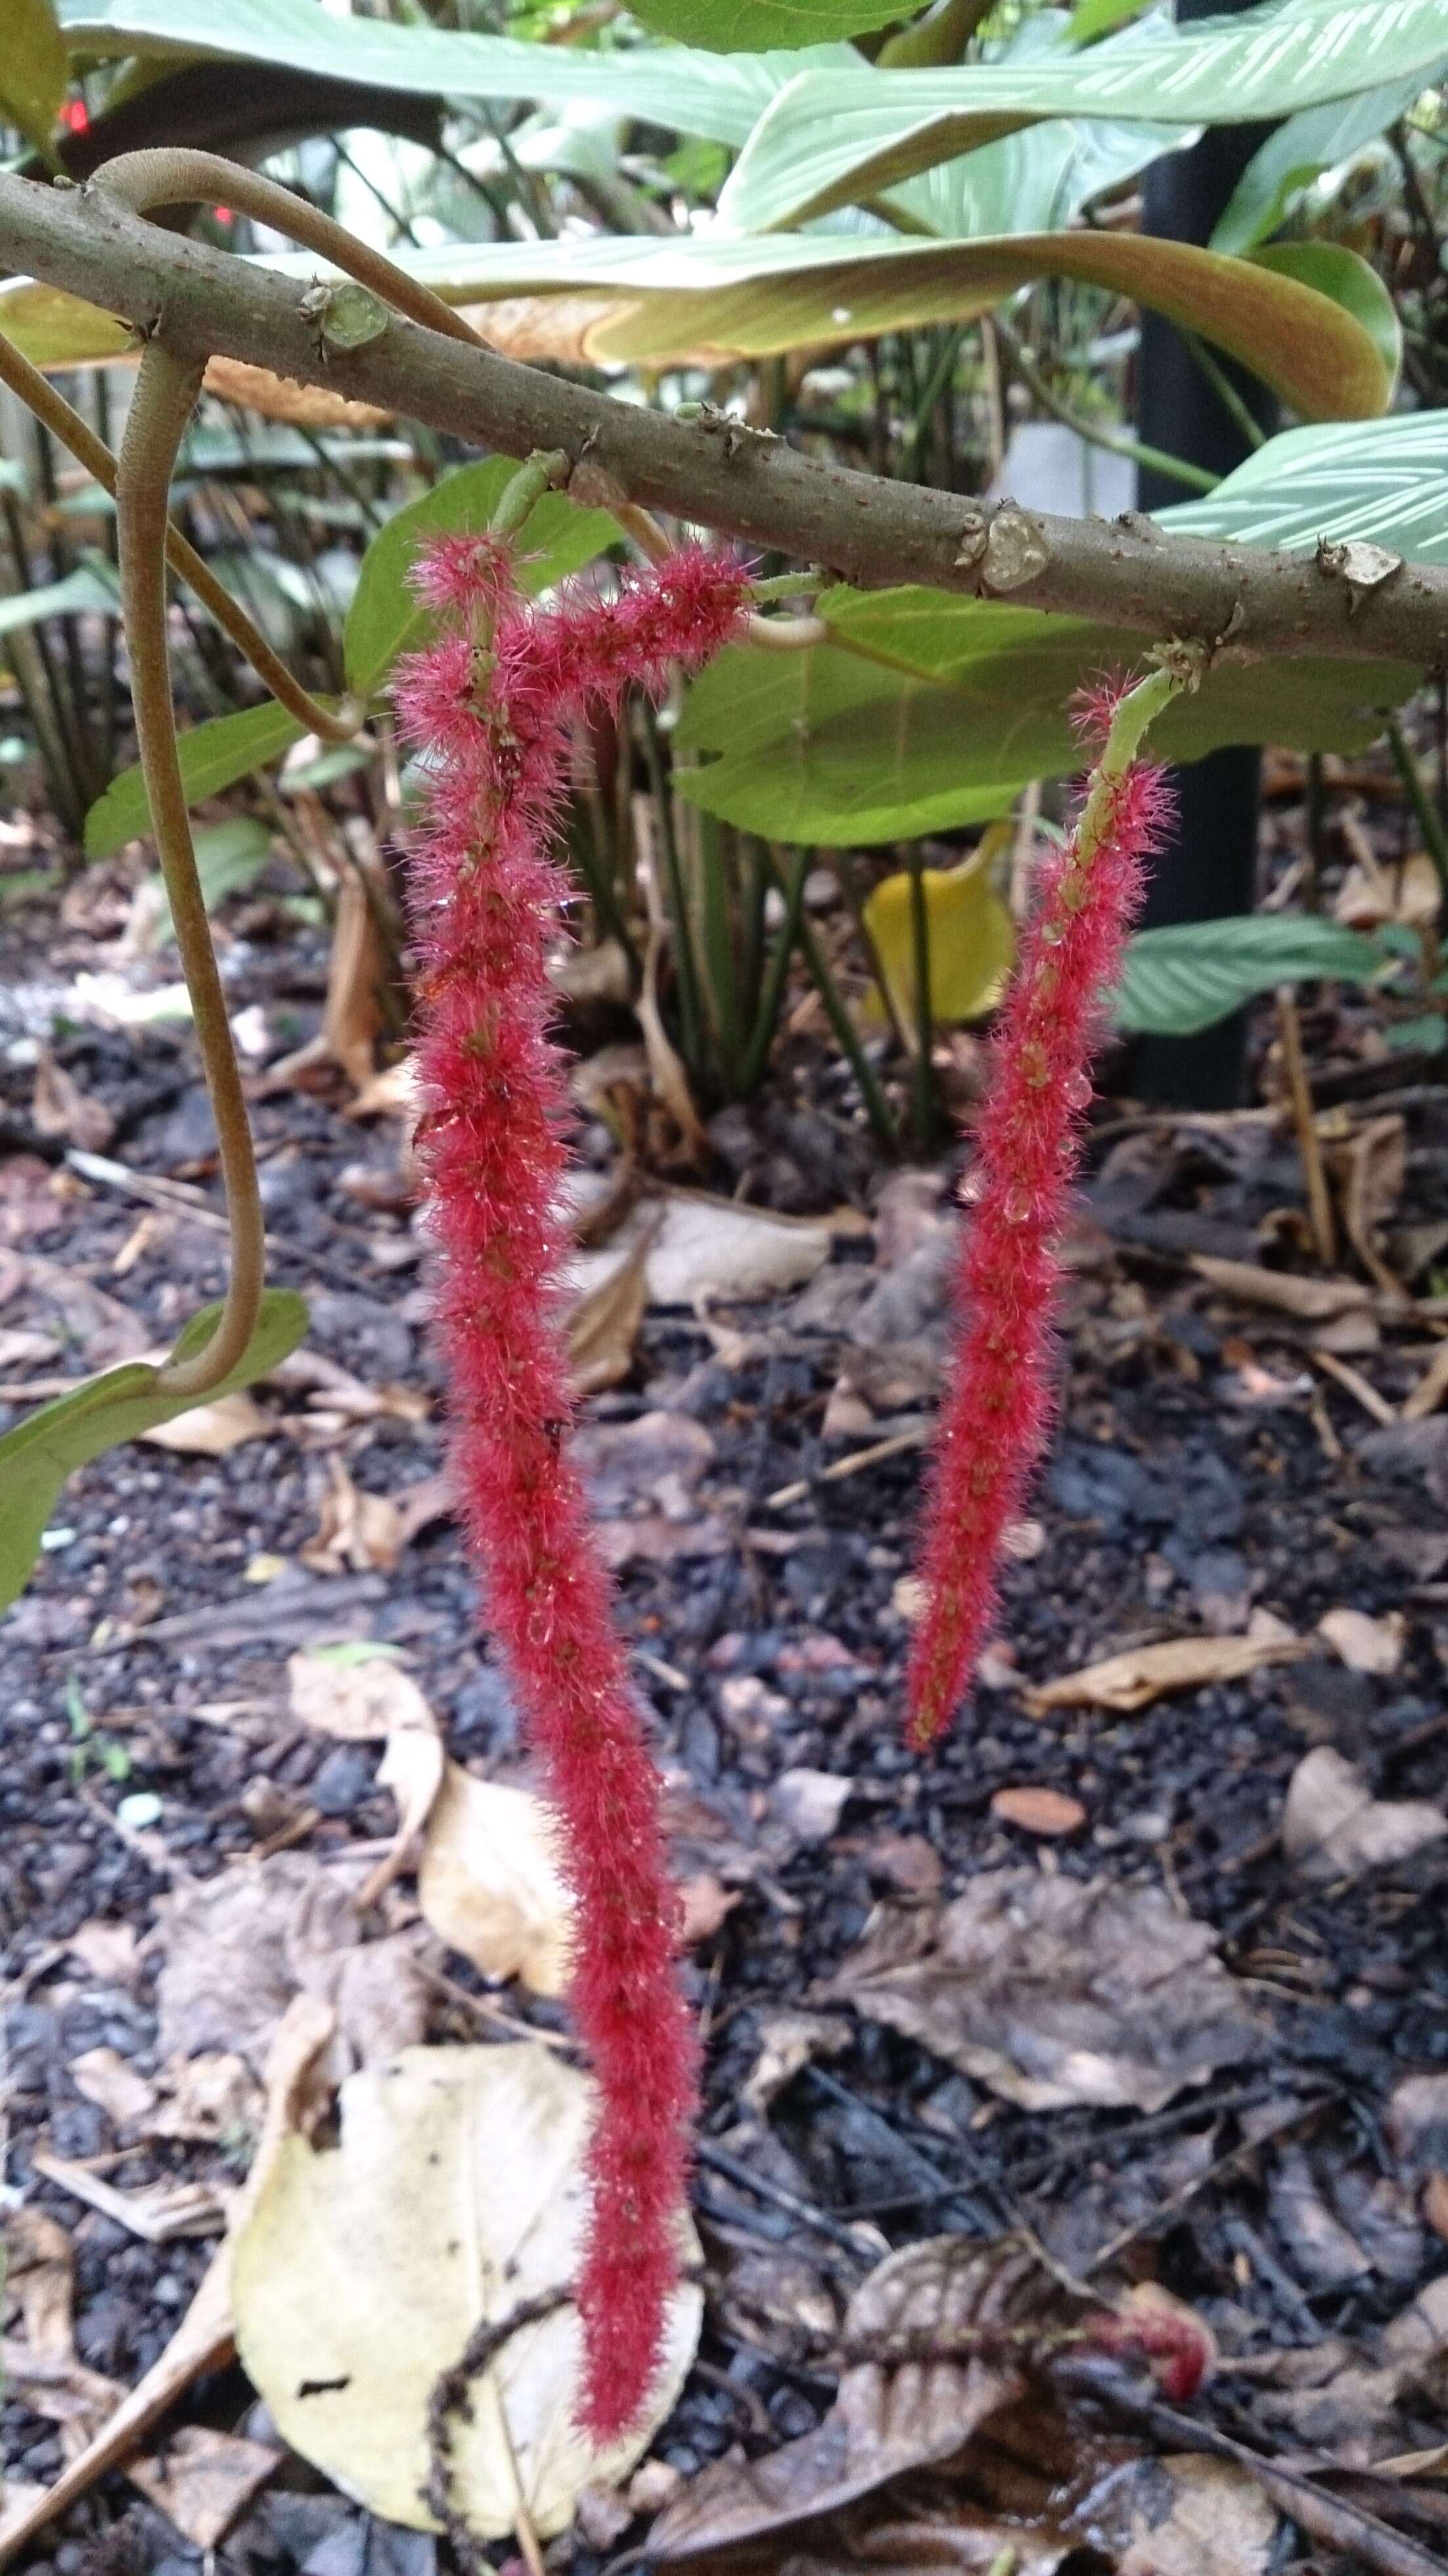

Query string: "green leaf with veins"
[[1112, 916, 1392, 1036]]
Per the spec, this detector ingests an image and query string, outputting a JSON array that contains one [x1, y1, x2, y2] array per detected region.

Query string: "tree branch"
[[0, 168, 1443, 674]]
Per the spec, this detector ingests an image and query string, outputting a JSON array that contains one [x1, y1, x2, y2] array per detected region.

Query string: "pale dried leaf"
[[65, 1919, 139, 1985], [991, 1786, 1087, 1837], [1118, 2455, 1277, 2576], [1319, 1607, 1405, 1675], [68, 2045, 158, 2134], [143, 1391, 271, 1456], [32, 1047, 114, 1152], [30, 2146, 228, 2244], [231, 2042, 702, 2541], [202, 355, 393, 428], [414, 1763, 573, 1998], [300, 1456, 409, 1574], [359, 1720, 448, 1909], [573, 1192, 831, 1310], [1025, 1629, 1304, 1716], [819, 1870, 1267, 2114], [288, 1647, 438, 1742], [1282, 1747, 1447, 1883], [743, 2010, 852, 2114], [566, 1226, 652, 1396], [5, 2208, 75, 2365]]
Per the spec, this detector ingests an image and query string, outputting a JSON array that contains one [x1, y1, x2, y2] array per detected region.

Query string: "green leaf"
[[1211, 70, 1438, 255], [884, 112, 1187, 240], [85, 700, 311, 860], [148, 817, 274, 943], [675, 586, 1421, 843], [344, 460, 620, 697], [1156, 409, 1448, 561], [1111, 915, 1390, 1036], [675, 641, 1029, 840], [1, 0, 66, 152], [1385, 1011, 1448, 1052], [626, 0, 909, 51], [1068, 0, 1154, 39], [55, 0, 821, 146], [0, 278, 133, 368], [0, 1289, 307, 1621], [717, 0, 1448, 231], [0, 561, 120, 639]]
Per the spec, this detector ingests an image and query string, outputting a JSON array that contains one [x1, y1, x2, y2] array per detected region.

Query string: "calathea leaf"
[[1110, 916, 1391, 1037]]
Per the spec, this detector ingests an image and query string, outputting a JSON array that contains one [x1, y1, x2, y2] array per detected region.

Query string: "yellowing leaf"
[[863, 837, 1014, 1028], [1, 0, 65, 153], [231, 2043, 702, 2541]]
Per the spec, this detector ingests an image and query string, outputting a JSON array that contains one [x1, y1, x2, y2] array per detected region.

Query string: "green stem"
[[761, 847, 898, 1152], [907, 323, 966, 481], [1179, 329, 1267, 452], [1388, 714, 1448, 906], [995, 317, 1219, 495], [118, 340, 265, 1401], [907, 847, 937, 1150], [489, 448, 569, 538], [740, 844, 809, 1097], [641, 702, 706, 1082]]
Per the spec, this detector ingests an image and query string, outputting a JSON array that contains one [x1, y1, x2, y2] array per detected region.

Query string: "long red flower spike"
[[396, 530, 750, 2442], [905, 669, 1181, 1753]]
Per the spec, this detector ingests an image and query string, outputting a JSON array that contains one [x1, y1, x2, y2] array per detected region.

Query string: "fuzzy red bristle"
[[397, 537, 748, 2443], [905, 685, 1173, 1752]]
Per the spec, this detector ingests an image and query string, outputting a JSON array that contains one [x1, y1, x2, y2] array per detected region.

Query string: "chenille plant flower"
[[396, 520, 748, 2445], [906, 664, 1190, 1753]]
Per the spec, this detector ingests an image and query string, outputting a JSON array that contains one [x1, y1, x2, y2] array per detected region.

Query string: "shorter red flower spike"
[[397, 535, 748, 2444], [905, 685, 1173, 1751]]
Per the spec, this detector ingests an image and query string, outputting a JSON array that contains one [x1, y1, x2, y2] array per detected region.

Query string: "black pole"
[[1131, 0, 1277, 1109]]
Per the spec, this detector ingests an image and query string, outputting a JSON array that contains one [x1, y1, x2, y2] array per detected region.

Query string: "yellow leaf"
[[863, 829, 1014, 1028]]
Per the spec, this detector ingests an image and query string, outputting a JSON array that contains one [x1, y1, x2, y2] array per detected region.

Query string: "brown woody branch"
[[0, 168, 1443, 676]]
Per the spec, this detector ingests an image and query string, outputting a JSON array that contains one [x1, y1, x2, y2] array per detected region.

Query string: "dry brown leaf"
[[412, 1760, 573, 1997], [678, 1872, 742, 1948], [5, 2208, 75, 2370], [202, 354, 393, 427], [1118, 2454, 1277, 2576], [1401, 1337, 1448, 1423], [1333, 1113, 1408, 1297], [566, 1224, 652, 1396], [127, 2424, 279, 2550], [1282, 1747, 1447, 1883], [1024, 1628, 1305, 1716], [344, 1052, 420, 1121], [156, 1852, 429, 2079], [300, 1457, 408, 1574], [30, 2146, 226, 2245], [991, 1785, 1087, 1837], [1190, 1256, 1374, 1320], [649, 2238, 1049, 2565], [67, 2045, 158, 2134], [1424, 2172, 1448, 2242], [31, 1046, 114, 1153], [1334, 844, 1440, 932], [149, 2051, 264, 2145], [818, 1869, 1267, 2114], [359, 1720, 449, 1910], [743, 2010, 852, 2113], [1319, 1607, 1405, 1674], [288, 1646, 438, 1741]]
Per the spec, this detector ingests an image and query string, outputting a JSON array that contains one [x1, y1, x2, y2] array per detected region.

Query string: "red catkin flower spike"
[[396, 532, 749, 2442], [906, 666, 1185, 1753]]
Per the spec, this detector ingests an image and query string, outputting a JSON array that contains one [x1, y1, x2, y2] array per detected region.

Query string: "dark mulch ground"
[[2, 761, 1447, 2576]]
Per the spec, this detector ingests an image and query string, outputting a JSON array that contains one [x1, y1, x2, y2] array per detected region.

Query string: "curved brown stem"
[[0, 326, 365, 744], [118, 338, 265, 1399], [91, 148, 487, 350]]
